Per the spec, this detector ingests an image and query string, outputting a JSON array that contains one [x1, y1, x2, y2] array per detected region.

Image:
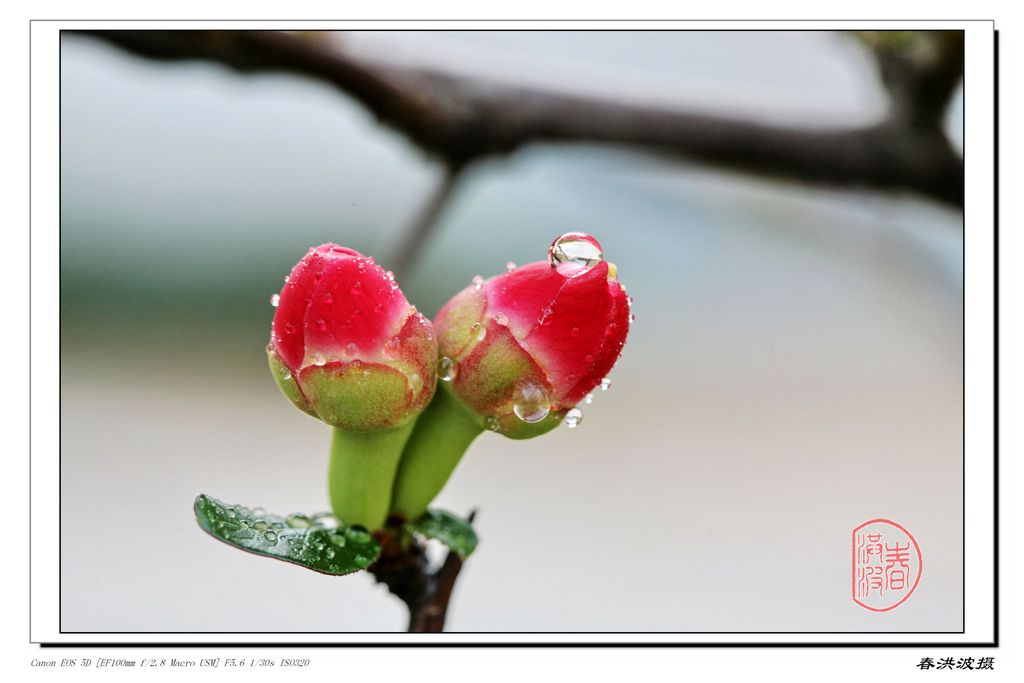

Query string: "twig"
[[390, 162, 467, 277], [369, 511, 476, 632], [79, 30, 964, 208]]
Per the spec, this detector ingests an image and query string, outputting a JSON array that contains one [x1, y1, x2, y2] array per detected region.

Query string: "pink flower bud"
[[433, 233, 630, 438], [267, 244, 436, 431]]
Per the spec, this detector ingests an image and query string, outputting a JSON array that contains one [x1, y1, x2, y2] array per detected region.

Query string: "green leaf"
[[194, 494, 380, 576], [405, 509, 479, 559]]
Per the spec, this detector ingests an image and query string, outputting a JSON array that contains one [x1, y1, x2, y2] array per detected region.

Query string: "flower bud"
[[267, 244, 437, 432], [434, 232, 630, 438]]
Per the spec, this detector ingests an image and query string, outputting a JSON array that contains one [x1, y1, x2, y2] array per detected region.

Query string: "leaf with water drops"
[[405, 509, 479, 560], [194, 494, 380, 576]]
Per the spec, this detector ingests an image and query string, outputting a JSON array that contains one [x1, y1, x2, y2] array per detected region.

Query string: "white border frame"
[[30, 19, 995, 645]]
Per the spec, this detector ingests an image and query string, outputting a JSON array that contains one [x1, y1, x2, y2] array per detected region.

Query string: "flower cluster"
[[266, 233, 631, 528]]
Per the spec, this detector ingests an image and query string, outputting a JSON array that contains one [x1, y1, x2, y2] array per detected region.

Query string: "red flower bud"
[[433, 232, 630, 438], [267, 244, 436, 432]]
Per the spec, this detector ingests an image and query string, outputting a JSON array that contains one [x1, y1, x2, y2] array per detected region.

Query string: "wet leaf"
[[194, 494, 380, 576], [405, 509, 478, 559]]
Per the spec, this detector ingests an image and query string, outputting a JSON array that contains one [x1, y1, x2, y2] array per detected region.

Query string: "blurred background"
[[60, 30, 963, 632]]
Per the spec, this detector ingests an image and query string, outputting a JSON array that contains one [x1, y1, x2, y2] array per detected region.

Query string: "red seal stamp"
[[852, 519, 922, 612]]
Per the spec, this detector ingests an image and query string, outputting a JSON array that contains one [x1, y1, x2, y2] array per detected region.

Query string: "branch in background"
[[391, 162, 467, 277], [81, 30, 964, 209]]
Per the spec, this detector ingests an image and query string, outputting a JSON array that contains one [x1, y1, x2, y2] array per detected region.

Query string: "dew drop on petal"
[[600, 377, 612, 391], [437, 357, 458, 382], [269, 293, 280, 307], [571, 326, 580, 337], [564, 407, 584, 429], [626, 296, 634, 308], [471, 275, 484, 291], [284, 322, 296, 335], [470, 322, 487, 342], [495, 312, 508, 327], [279, 368, 292, 382], [346, 342, 358, 355], [316, 318, 327, 332], [548, 232, 604, 274], [505, 261, 517, 272], [313, 353, 326, 366], [512, 381, 551, 424], [585, 393, 594, 404]]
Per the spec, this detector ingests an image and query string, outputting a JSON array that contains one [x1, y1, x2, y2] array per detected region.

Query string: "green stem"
[[328, 421, 414, 531], [390, 387, 483, 520]]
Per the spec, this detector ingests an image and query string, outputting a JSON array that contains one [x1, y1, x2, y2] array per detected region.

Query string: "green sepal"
[[405, 509, 479, 560], [194, 494, 380, 576]]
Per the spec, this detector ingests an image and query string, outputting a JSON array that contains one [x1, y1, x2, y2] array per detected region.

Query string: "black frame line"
[[33, 20, 997, 648]]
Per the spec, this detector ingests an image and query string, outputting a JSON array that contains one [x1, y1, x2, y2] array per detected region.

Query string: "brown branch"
[[79, 30, 964, 208], [369, 511, 475, 632]]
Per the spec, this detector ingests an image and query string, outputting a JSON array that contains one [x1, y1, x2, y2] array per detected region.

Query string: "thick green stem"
[[390, 388, 483, 520], [328, 422, 414, 531]]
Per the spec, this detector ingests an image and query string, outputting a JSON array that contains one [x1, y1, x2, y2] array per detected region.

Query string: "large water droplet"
[[269, 293, 280, 307], [548, 232, 604, 275], [513, 382, 551, 424], [286, 513, 311, 529], [564, 408, 584, 429], [312, 512, 339, 529], [437, 357, 458, 382]]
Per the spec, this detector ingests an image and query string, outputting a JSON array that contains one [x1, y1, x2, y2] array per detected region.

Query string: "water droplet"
[[313, 352, 326, 366], [323, 292, 333, 304], [605, 322, 617, 336], [585, 393, 594, 404], [284, 322, 296, 335], [548, 232, 604, 274], [484, 416, 499, 431], [564, 408, 584, 429], [345, 526, 372, 544], [330, 532, 347, 547], [570, 326, 580, 337], [346, 342, 358, 355], [254, 520, 269, 532], [512, 381, 551, 424], [227, 509, 237, 519], [354, 555, 370, 568], [269, 293, 280, 307], [386, 270, 395, 281], [263, 530, 278, 543], [437, 357, 458, 382], [585, 354, 594, 363], [283, 275, 290, 284], [279, 367, 291, 381], [600, 377, 612, 391], [505, 261, 517, 272], [626, 296, 634, 308], [471, 275, 484, 290], [470, 322, 487, 342], [495, 312, 508, 327], [312, 512, 339, 529], [314, 271, 324, 281], [316, 318, 327, 331], [629, 313, 636, 323], [286, 513, 311, 529]]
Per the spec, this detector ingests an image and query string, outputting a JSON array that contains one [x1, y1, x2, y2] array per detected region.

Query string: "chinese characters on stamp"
[[852, 519, 922, 611]]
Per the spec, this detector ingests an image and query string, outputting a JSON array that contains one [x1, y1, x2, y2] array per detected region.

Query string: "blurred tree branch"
[[83, 30, 964, 216]]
